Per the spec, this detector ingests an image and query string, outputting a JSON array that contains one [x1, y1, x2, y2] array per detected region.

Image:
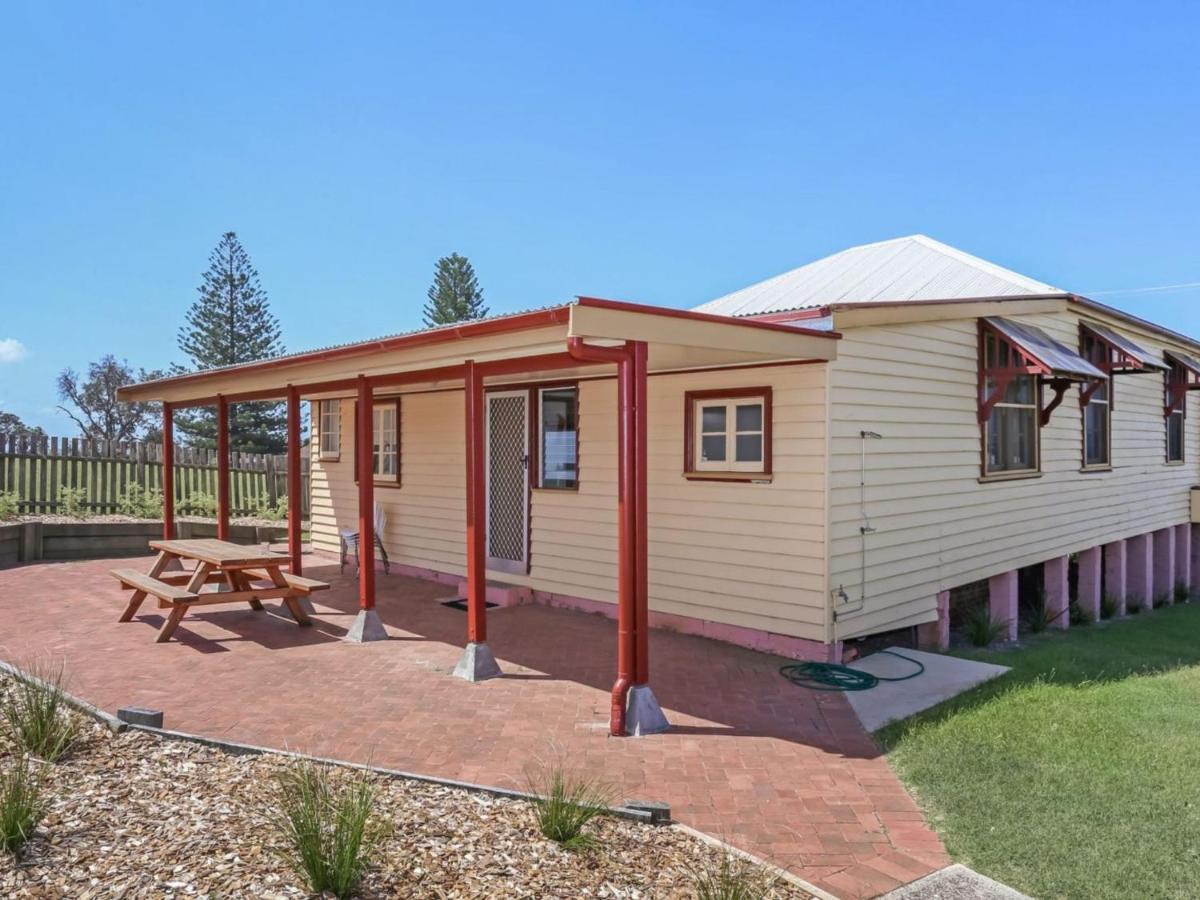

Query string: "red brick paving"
[[0, 556, 947, 898]]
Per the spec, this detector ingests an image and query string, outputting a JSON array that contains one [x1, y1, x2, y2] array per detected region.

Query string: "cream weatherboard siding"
[[309, 363, 830, 641], [828, 307, 1200, 640]]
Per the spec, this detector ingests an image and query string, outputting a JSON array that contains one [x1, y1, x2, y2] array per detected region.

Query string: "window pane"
[[1168, 412, 1184, 462], [701, 434, 726, 462], [701, 405, 726, 433], [735, 433, 762, 462], [735, 403, 762, 432], [541, 388, 578, 488], [988, 406, 1036, 472], [1084, 401, 1109, 466], [1003, 375, 1035, 405]]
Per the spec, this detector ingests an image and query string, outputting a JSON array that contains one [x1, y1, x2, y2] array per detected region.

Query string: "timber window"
[[537, 386, 578, 489], [684, 388, 772, 479], [979, 318, 1106, 478], [1163, 352, 1200, 464], [353, 399, 401, 485], [318, 401, 341, 460], [1079, 331, 1111, 468]]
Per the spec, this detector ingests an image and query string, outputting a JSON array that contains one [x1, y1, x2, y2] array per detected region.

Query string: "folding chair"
[[340, 501, 390, 574]]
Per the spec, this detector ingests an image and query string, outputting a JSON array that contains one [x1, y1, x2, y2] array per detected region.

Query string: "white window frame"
[[692, 395, 767, 474], [372, 401, 399, 481], [318, 401, 341, 460]]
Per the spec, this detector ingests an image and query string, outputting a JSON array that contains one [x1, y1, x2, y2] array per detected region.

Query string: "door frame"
[[484, 389, 531, 575]]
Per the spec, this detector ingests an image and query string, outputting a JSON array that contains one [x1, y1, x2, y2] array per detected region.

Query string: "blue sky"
[[1, 1, 1198, 432]]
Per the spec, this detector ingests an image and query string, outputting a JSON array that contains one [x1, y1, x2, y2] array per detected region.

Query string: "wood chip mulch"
[[0, 716, 808, 898]]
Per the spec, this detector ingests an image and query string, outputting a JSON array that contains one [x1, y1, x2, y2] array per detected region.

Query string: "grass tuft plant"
[[524, 753, 618, 851], [1152, 591, 1169, 609], [0, 755, 44, 856], [271, 758, 385, 899], [961, 603, 1007, 647], [1068, 599, 1092, 627], [0, 661, 81, 762], [689, 847, 778, 900], [1174, 580, 1191, 605], [1100, 593, 1120, 620]]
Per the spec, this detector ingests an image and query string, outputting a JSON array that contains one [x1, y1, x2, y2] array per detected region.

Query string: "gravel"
[[0, 711, 808, 898]]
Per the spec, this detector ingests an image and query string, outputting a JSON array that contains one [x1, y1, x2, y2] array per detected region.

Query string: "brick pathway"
[[0, 556, 947, 898]]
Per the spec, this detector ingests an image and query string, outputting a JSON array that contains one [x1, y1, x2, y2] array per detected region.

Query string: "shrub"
[[1100, 593, 1120, 619], [0, 491, 18, 520], [182, 492, 217, 517], [1174, 580, 1191, 604], [1127, 598, 1143, 615], [0, 661, 81, 762], [961, 603, 1007, 647], [1152, 591, 1169, 609], [117, 484, 163, 519], [271, 758, 385, 898], [1069, 599, 1092, 627], [524, 755, 617, 850], [0, 755, 44, 856], [253, 495, 288, 521], [56, 486, 88, 518], [690, 847, 778, 900]]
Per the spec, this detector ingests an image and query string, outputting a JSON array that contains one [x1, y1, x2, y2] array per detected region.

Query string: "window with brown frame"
[[980, 329, 1040, 475], [1079, 331, 1111, 468], [1166, 362, 1186, 464], [537, 386, 578, 489], [318, 400, 341, 461], [352, 398, 402, 485], [683, 388, 772, 480]]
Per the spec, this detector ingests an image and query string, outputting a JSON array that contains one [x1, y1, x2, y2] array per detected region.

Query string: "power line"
[[1086, 281, 1200, 297]]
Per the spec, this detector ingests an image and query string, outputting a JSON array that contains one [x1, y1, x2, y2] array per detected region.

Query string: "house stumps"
[[988, 570, 1018, 642], [1126, 533, 1154, 612], [1077, 545, 1102, 622], [1044, 555, 1070, 630]]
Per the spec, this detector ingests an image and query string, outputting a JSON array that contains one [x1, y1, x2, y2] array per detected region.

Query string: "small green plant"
[[1069, 599, 1093, 627], [56, 486, 88, 518], [689, 847, 778, 900], [117, 484, 163, 519], [524, 754, 618, 851], [1152, 591, 1169, 609], [1127, 597, 1143, 615], [183, 491, 217, 517], [253, 495, 288, 521], [961, 603, 1007, 647], [0, 661, 81, 762], [0, 755, 44, 856], [1174, 580, 1191, 604], [1100, 593, 1119, 619], [271, 758, 385, 898], [0, 491, 18, 520]]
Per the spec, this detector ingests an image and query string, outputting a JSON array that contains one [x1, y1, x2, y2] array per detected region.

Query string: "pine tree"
[[175, 232, 288, 453], [422, 253, 489, 327]]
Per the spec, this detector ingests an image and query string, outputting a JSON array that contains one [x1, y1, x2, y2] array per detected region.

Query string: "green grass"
[[524, 755, 617, 851], [880, 604, 1200, 900]]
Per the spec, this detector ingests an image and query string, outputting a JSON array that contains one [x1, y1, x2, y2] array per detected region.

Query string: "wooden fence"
[[0, 434, 310, 518]]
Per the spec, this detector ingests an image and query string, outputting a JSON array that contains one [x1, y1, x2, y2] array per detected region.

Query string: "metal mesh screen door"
[[485, 391, 529, 574]]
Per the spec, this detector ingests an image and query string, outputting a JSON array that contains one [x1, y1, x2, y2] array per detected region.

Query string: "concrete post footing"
[[625, 684, 670, 736], [345, 608, 388, 643], [453, 641, 503, 682]]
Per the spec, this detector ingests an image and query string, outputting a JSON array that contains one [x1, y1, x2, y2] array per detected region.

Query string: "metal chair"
[[340, 502, 390, 574]]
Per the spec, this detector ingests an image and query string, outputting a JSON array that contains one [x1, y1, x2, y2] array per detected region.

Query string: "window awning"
[[983, 317, 1106, 382], [1166, 350, 1200, 378], [1082, 322, 1169, 373]]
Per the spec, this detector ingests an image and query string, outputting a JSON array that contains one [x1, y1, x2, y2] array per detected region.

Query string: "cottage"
[[120, 235, 1200, 735]]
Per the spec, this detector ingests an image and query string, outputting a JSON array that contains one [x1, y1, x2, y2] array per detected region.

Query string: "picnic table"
[[110, 539, 329, 643]]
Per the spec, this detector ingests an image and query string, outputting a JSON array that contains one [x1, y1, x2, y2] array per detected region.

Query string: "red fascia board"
[[574, 296, 842, 339]]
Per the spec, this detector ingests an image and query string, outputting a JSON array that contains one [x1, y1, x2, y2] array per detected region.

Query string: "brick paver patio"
[[0, 555, 947, 898]]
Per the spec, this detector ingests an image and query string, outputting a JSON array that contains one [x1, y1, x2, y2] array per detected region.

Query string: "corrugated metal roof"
[[1166, 350, 1200, 376], [984, 317, 1106, 381], [1082, 321, 1169, 372], [693, 235, 1062, 317]]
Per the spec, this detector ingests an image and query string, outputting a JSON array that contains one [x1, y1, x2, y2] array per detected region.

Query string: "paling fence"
[[0, 434, 310, 518]]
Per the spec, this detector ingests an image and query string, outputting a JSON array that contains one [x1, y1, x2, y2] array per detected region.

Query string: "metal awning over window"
[[1082, 322, 1170, 374], [1166, 350, 1200, 378], [1164, 351, 1200, 415], [980, 317, 1106, 426]]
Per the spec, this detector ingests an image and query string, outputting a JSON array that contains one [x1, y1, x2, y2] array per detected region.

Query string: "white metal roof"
[[694, 234, 1062, 317]]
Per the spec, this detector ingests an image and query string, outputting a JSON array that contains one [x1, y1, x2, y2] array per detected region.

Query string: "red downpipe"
[[216, 395, 230, 541], [464, 360, 487, 644], [631, 340, 649, 686], [566, 337, 636, 736], [162, 403, 175, 540], [356, 376, 376, 610], [286, 386, 303, 575]]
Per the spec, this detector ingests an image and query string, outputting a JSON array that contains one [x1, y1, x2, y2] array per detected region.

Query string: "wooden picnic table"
[[110, 539, 329, 643]]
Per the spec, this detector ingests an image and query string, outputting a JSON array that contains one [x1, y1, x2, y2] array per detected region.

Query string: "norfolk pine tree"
[[422, 253, 489, 327]]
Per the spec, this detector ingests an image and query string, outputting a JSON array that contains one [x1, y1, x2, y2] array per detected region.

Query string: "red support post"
[[162, 402, 175, 540], [286, 385, 302, 575], [356, 375, 376, 610], [632, 340, 650, 685], [216, 395, 230, 541], [464, 359, 487, 643]]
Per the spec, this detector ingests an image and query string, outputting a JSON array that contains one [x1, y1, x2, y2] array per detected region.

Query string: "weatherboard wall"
[[309, 363, 830, 642], [828, 306, 1199, 640]]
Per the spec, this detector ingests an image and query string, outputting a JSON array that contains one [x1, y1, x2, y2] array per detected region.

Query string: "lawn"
[[879, 603, 1200, 900]]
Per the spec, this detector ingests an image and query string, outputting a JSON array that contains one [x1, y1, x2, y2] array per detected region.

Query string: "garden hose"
[[779, 649, 925, 691]]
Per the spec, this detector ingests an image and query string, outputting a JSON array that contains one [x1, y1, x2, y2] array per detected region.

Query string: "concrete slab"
[[880, 864, 1030, 900], [845, 648, 1009, 732]]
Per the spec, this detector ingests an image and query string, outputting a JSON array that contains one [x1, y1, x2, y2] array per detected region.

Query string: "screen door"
[[485, 390, 529, 574]]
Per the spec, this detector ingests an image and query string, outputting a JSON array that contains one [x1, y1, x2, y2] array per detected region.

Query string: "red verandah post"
[[216, 395, 230, 541], [464, 359, 487, 643], [356, 375, 376, 610], [162, 402, 175, 540], [632, 340, 650, 686], [286, 385, 302, 575]]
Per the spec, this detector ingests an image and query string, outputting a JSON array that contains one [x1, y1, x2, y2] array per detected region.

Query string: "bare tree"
[[56, 356, 164, 442]]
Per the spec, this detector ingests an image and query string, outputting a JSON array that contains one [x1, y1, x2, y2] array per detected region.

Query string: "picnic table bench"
[[111, 539, 329, 643]]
